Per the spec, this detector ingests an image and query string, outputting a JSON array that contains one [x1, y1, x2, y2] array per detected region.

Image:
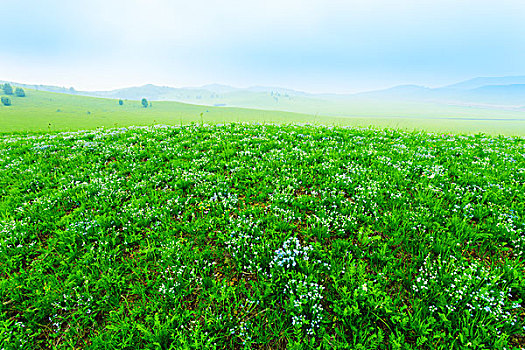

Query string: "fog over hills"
[[445, 76, 525, 90], [3, 77, 525, 117]]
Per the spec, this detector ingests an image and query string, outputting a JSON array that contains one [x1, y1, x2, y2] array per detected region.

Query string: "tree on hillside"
[[1, 97, 11, 106], [141, 98, 148, 108], [119, 99, 124, 106], [2, 83, 13, 95], [15, 88, 25, 97]]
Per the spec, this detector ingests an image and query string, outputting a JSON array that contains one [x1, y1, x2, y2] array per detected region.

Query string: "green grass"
[[1, 89, 525, 135], [0, 89, 314, 133], [0, 124, 523, 349]]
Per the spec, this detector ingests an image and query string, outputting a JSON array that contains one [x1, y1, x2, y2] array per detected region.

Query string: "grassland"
[[0, 124, 523, 349], [1, 89, 525, 135], [0, 89, 313, 133]]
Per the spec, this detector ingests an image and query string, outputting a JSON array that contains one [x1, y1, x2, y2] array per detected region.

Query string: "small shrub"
[[15, 88, 25, 97], [2, 83, 13, 95], [1, 96, 11, 106]]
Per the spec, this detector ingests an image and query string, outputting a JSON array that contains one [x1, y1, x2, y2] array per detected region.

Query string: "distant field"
[[1, 89, 525, 135]]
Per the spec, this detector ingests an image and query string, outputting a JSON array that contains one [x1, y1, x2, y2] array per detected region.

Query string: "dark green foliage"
[[0, 124, 523, 349], [15, 88, 25, 97], [2, 83, 13, 95], [118, 99, 123, 106], [141, 98, 148, 108], [1, 96, 11, 106]]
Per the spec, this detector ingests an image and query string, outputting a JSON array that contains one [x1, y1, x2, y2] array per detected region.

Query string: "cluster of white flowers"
[[224, 230, 265, 273], [209, 191, 238, 210], [65, 218, 101, 238], [413, 254, 522, 333], [270, 237, 327, 336], [270, 206, 300, 224], [270, 237, 311, 270], [0, 218, 34, 255], [285, 276, 325, 335], [158, 240, 188, 296], [158, 265, 184, 295], [452, 203, 475, 220], [223, 216, 268, 274], [496, 211, 524, 258]]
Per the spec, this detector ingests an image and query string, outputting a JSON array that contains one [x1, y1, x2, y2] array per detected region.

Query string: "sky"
[[1, 0, 525, 93]]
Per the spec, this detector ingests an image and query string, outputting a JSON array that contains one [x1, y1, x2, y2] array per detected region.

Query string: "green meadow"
[[1, 89, 525, 135], [3, 0, 524, 348], [0, 124, 523, 349], [0, 87, 524, 349]]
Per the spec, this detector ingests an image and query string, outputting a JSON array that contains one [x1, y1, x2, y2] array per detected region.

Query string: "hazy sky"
[[2, 0, 524, 93]]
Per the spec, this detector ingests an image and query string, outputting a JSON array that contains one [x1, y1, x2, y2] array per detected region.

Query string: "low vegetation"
[[2, 83, 13, 96], [1, 89, 524, 135], [15, 88, 25, 98], [1, 84, 24, 107], [0, 124, 523, 349], [1, 97, 11, 107]]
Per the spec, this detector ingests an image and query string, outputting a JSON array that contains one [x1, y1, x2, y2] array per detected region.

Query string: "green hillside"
[[0, 89, 313, 133], [1, 124, 523, 348], [1, 88, 525, 135]]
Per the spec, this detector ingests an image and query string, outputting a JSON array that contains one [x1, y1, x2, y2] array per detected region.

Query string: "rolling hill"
[[3, 76, 525, 112], [2, 77, 525, 135]]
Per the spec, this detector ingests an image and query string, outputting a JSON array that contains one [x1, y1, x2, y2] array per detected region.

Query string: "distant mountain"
[[446, 76, 525, 90], [2, 76, 525, 114]]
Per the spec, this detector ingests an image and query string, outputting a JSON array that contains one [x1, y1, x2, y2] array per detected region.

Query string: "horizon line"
[[3, 74, 525, 96]]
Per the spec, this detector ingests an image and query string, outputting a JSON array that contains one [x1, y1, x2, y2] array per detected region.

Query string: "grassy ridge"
[[0, 89, 315, 133], [1, 89, 525, 135], [0, 124, 523, 348]]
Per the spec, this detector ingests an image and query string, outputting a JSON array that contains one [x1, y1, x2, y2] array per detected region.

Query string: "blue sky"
[[1, 0, 524, 93]]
